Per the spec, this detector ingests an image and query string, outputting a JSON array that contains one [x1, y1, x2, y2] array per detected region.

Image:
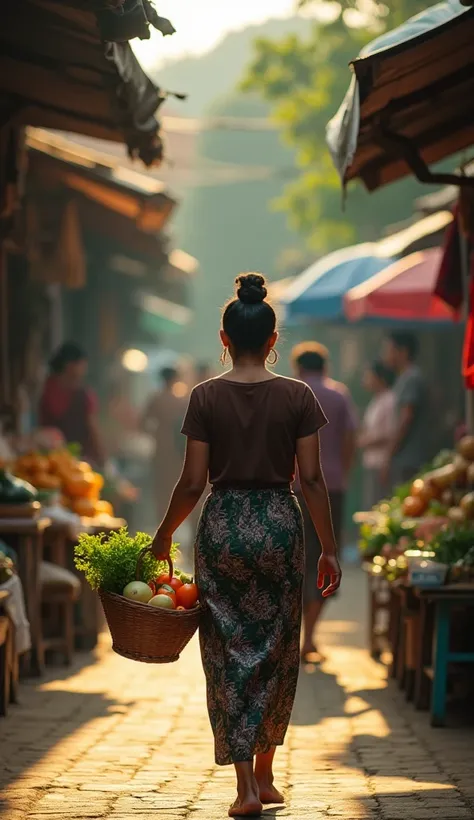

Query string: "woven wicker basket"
[[99, 548, 201, 663]]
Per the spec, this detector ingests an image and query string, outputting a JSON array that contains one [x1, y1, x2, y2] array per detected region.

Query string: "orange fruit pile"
[[13, 450, 114, 518]]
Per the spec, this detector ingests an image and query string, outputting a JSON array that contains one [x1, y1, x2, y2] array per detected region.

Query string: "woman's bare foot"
[[254, 747, 285, 805], [301, 644, 326, 664], [230, 762, 262, 816], [228, 793, 262, 816], [256, 782, 285, 805]]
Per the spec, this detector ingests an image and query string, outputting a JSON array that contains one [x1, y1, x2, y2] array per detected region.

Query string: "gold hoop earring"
[[220, 348, 228, 366], [267, 349, 278, 366]]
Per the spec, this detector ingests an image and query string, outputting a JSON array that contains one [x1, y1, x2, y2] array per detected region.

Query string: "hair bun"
[[236, 273, 267, 305]]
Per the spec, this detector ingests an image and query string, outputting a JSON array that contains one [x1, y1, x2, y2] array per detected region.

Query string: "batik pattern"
[[195, 489, 304, 765]]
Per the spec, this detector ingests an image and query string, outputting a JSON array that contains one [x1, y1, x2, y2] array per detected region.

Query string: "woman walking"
[[152, 274, 341, 817]]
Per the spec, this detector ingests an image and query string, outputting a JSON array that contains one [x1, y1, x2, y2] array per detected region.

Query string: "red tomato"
[[155, 573, 171, 586], [156, 584, 176, 598], [169, 576, 183, 593], [148, 580, 156, 596], [176, 583, 199, 610]]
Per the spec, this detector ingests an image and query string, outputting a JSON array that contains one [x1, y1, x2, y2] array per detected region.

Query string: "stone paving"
[[1, 566, 474, 820]]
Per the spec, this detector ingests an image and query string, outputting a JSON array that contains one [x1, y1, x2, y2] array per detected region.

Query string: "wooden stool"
[[0, 590, 18, 715], [40, 562, 81, 665]]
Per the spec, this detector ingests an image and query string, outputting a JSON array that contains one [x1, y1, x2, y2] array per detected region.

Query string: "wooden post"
[[0, 241, 9, 405]]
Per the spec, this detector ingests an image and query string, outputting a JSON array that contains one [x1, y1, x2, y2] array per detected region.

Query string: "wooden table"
[[363, 563, 391, 660], [44, 517, 125, 651], [413, 584, 474, 727], [0, 517, 51, 676]]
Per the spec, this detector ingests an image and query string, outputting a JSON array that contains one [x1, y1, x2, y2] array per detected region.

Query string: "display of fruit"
[[453, 454, 470, 483], [0, 551, 14, 584], [410, 478, 435, 504], [441, 488, 455, 507], [447, 506, 466, 524], [72, 498, 97, 517], [460, 492, 474, 520], [424, 463, 458, 490], [0, 469, 37, 504], [467, 463, 474, 485], [10, 450, 114, 518], [402, 495, 427, 518], [457, 435, 474, 461]]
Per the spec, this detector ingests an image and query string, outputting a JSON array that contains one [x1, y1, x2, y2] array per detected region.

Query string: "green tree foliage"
[[241, 6, 436, 251], [299, 1, 430, 27]]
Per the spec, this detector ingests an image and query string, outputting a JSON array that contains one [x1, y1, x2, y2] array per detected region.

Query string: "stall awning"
[[26, 129, 176, 232], [327, 1, 474, 191], [280, 210, 452, 320], [344, 248, 455, 322], [138, 291, 192, 336], [0, 0, 168, 166], [281, 245, 394, 321]]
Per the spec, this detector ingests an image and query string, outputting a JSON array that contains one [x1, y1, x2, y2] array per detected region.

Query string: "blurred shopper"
[[194, 361, 213, 385], [359, 361, 396, 509], [141, 367, 188, 521], [39, 342, 105, 467], [382, 332, 428, 486], [292, 342, 357, 663]]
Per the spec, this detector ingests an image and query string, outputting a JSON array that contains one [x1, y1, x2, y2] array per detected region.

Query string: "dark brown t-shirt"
[[181, 376, 327, 488]]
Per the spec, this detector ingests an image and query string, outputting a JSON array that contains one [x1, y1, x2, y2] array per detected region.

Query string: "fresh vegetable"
[[0, 469, 37, 504], [149, 594, 176, 609], [411, 478, 434, 503], [460, 492, 474, 519], [447, 507, 466, 524], [74, 528, 178, 594], [402, 495, 427, 518], [457, 435, 474, 461], [157, 583, 175, 596], [123, 581, 153, 603], [0, 551, 14, 584], [155, 574, 184, 593], [176, 583, 199, 609], [431, 523, 474, 566], [155, 573, 172, 587]]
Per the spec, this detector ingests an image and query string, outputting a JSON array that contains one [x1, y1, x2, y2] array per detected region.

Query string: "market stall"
[[0, 441, 127, 675], [357, 439, 474, 725]]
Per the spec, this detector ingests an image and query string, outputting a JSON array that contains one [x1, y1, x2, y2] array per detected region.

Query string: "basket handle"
[[136, 547, 173, 583]]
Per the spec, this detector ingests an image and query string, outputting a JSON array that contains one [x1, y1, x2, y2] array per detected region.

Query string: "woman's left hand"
[[151, 530, 172, 561]]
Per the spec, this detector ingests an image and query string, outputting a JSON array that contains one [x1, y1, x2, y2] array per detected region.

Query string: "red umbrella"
[[344, 248, 456, 322]]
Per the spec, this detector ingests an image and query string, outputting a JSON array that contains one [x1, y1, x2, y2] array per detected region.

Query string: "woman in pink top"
[[359, 361, 396, 509]]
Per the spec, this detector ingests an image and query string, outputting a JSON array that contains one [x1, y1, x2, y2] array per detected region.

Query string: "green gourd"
[[0, 469, 37, 504]]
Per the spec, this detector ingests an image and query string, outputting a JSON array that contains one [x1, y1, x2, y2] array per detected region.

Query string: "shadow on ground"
[[288, 565, 474, 819], [0, 647, 130, 818]]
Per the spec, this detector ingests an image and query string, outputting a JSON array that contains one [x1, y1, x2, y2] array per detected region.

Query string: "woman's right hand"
[[317, 554, 342, 598], [151, 530, 172, 561]]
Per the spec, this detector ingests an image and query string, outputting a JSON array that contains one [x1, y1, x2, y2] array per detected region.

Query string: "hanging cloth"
[[434, 202, 464, 309]]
